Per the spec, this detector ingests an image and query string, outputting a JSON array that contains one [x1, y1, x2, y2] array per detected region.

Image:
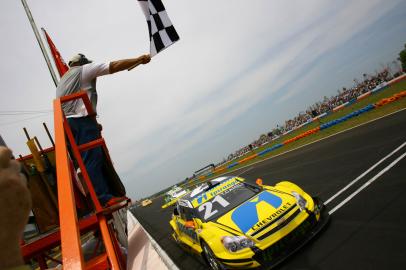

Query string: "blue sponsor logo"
[[231, 192, 282, 233]]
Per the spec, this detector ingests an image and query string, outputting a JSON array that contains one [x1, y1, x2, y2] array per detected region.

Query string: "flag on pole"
[[138, 0, 180, 57], [42, 28, 69, 77]]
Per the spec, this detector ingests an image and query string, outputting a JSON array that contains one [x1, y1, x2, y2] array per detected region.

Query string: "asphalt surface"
[[131, 109, 406, 270]]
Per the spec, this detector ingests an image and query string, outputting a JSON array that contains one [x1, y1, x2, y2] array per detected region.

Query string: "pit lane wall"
[[127, 211, 179, 270], [200, 74, 406, 179]]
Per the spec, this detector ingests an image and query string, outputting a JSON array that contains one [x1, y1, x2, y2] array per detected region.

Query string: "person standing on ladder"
[[56, 53, 151, 207]]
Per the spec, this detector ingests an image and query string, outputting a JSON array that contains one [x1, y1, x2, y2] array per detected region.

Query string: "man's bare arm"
[[109, 54, 151, 74]]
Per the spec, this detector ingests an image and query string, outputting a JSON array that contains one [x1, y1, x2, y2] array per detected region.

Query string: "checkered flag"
[[138, 0, 180, 57]]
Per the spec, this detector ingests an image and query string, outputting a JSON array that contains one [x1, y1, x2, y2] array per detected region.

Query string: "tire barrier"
[[213, 166, 226, 174], [238, 153, 258, 164], [201, 87, 406, 180], [257, 143, 283, 156], [227, 162, 239, 169], [283, 127, 320, 145], [320, 104, 375, 130], [281, 74, 405, 137], [375, 91, 406, 107]]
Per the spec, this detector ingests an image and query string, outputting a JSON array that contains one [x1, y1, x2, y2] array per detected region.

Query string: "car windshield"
[[194, 182, 259, 221], [173, 189, 185, 197], [164, 195, 171, 203]]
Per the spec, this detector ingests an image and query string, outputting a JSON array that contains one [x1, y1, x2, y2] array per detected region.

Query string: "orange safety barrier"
[[283, 127, 320, 145], [375, 99, 389, 107], [213, 166, 226, 174], [394, 92, 406, 99], [238, 153, 258, 164], [375, 90, 406, 107]]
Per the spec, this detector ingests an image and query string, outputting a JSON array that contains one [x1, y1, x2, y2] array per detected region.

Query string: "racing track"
[[131, 109, 406, 270]]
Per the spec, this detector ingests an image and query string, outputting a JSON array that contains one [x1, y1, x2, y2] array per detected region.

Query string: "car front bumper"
[[251, 198, 330, 269], [216, 197, 330, 269]]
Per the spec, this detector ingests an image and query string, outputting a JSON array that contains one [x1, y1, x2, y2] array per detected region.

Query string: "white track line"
[[328, 151, 406, 215], [223, 107, 406, 178], [237, 166, 255, 176], [325, 142, 406, 205]]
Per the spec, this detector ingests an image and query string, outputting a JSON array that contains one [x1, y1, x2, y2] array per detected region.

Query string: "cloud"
[[117, 0, 404, 199], [1, 0, 404, 199]]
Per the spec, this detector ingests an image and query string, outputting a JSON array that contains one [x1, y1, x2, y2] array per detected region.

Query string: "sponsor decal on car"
[[250, 202, 292, 231], [230, 191, 283, 233], [176, 220, 198, 242], [217, 191, 287, 234], [191, 178, 241, 207]]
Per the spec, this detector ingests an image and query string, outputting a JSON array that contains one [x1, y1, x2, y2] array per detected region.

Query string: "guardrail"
[[127, 211, 178, 270]]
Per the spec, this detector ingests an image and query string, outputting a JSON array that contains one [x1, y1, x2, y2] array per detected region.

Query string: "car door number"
[[198, 195, 230, 220]]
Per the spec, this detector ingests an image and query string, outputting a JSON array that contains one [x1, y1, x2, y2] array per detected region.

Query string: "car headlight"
[[221, 236, 254, 252], [292, 191, 307, 211]]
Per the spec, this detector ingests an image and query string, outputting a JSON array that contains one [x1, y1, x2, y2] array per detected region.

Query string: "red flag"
[[42, 28, 69, 77]]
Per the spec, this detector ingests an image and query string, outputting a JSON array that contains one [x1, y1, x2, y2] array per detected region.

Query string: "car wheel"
[[202, 242, 223, 270]]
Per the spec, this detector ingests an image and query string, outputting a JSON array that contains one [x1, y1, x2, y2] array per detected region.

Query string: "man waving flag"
[[138, 0, 180, 57]]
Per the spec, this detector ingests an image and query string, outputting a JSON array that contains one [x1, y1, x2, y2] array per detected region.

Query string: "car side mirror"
[[256, 178, 263, 186], [195, 219, 202, 227], [185, 220, 195, 230]]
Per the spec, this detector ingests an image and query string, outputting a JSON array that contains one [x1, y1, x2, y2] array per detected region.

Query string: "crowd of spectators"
[[307, 70, 391, 117], [219, 69, 395, 165]]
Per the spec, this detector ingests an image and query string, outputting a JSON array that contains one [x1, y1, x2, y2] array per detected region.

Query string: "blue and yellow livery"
[[169, 176, 329, 269]]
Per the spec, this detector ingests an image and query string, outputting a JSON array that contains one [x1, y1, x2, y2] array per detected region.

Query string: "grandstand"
[[221, 68, 398, 165]]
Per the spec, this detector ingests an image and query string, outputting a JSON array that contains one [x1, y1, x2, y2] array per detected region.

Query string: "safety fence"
[[197, 74, 406, 181]]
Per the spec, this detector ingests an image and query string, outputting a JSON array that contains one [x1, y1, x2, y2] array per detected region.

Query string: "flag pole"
[[21, 0, 58, 87]]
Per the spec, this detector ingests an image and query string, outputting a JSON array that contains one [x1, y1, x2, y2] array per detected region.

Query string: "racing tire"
[[201, 241, 224, 270]]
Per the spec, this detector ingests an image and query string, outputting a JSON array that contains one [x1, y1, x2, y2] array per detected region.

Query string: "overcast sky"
[[0, 0, 405, 199]]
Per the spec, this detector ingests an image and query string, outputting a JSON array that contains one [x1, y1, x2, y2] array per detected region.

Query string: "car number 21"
[[198, 195, 230, 220]]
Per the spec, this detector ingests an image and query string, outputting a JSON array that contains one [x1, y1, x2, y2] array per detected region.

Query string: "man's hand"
[[141, 54, 151, 64], [128, 54, 151, 71], [109, 54, 152, 73], [0, 146, 31, 269]]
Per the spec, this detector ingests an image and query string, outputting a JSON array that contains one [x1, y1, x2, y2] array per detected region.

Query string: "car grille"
[[256, 208, 301, 241], [250, 203, 297, 238], [252, 214, 317, 265]]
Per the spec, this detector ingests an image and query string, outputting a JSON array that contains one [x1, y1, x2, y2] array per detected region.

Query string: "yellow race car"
[[162, 185, 190, 209], [169, 176, 329, 269]]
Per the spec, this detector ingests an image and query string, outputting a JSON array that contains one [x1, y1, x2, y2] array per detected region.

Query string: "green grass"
[[204, 80, 406, 179], [153, 79, 406, 199]]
